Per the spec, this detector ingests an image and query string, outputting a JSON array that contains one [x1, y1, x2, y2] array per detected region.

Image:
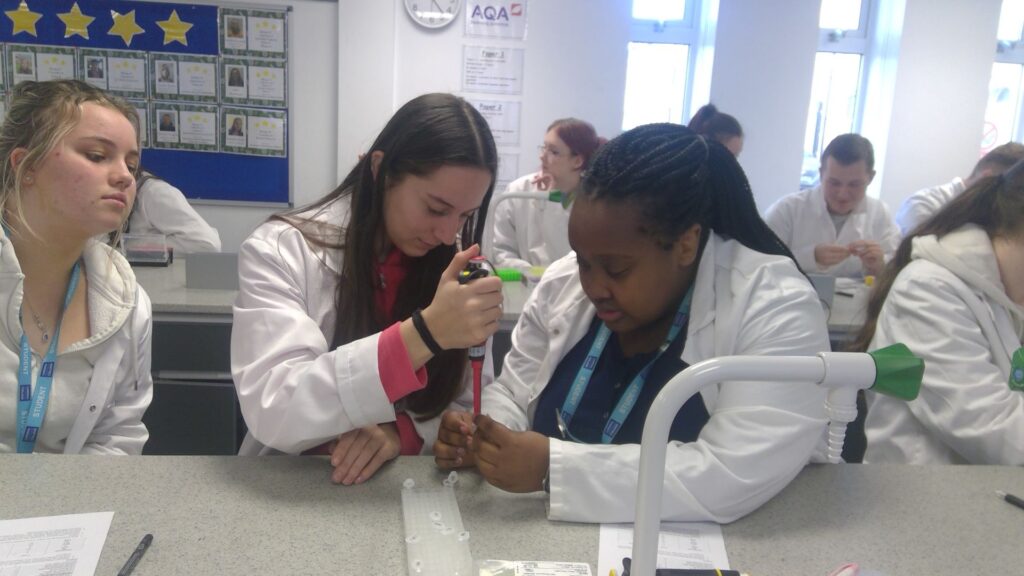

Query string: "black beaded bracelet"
[[411, 309, 444, 356]]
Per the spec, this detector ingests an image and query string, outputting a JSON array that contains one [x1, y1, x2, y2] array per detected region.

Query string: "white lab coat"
[[488, 172, 572, 271], [865, 225, 1024, 465], [232, 197, 491, 455], [0, 233, 152, 454], [894, 177, 965, 236], [484, 234, 829, 523], [765, 185, 900, 277], [129, 177, 222, 253]]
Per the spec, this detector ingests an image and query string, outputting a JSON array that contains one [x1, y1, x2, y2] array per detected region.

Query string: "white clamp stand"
[[481, 189, 564, 256], [629, 348, 922, 576]]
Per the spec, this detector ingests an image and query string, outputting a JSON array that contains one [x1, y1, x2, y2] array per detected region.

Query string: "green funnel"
[[868, 343, 924, 400], [494, 268, 523, 282]]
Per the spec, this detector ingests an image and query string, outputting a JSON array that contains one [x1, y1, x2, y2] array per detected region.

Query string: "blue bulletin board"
[[0, 0, 291, 205]]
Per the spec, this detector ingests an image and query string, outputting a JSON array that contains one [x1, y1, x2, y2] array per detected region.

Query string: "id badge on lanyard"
[[16, 262, 81, 453], [559, 286, 693, 444]]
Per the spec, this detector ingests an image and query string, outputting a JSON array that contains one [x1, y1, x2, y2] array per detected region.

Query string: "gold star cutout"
[[156, 9, 192, 46], [109, 9, 144, 47], [6, 1, 42, 37], [58, 2, 94, 39]]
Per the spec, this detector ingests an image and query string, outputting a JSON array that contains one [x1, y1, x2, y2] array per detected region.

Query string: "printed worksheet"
[[0, 511, 113, 576], [597, 522, 730, 575], [478, 560, 591, 575]]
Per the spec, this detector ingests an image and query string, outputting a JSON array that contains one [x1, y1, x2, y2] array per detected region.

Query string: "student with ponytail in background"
[[688, 103, 744, 157], [434, 123, 829, 523]]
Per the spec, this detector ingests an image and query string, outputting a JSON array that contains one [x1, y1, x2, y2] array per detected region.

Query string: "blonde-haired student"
[[0, 80, 152, 454]]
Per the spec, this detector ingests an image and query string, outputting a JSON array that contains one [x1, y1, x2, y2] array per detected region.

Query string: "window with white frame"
[[981, 0, 1024, 154], [801, 0, 873, 188], [621, 0, 705, 130]]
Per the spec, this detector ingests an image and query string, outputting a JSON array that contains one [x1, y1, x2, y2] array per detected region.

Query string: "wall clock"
[[404, 0, 463, 29]]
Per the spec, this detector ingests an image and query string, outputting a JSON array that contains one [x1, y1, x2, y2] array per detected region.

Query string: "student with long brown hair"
[[852, 160, 1024, 465], [232, 93, 503, 484]]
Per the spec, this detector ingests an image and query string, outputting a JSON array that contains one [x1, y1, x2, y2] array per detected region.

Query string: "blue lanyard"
[[560, 287, 693, 444], [16, 261, 82, 453]]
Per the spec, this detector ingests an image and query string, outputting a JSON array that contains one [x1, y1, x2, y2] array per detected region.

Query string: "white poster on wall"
[[468, 98, 521, 146], [462, 45, 525, 95], [497, 152, 519, 185], [464, 0, 528, 39]]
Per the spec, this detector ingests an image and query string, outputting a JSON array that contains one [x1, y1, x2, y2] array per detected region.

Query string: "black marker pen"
[[117, 533, 153, 576], [996, 490, 1024, 511]]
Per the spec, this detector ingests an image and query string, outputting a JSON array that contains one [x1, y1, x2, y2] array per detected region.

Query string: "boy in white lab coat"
[[765, 133, 899, 278]]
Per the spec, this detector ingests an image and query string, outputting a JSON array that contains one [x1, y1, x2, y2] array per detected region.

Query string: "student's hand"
[[531, 171, 553, 191], [848, 240, 885, 276], [422, 244, 504, 350], [472, 414, 549, 493], [328, 423, 400, 485], [814, 243, 851, 268], [434, 410, 476, 469]]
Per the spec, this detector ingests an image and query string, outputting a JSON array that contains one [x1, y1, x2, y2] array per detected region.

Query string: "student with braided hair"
[[434, 123, 829, 523]]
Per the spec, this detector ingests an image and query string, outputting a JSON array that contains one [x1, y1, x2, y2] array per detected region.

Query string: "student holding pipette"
[[231, 94, 503, 484]]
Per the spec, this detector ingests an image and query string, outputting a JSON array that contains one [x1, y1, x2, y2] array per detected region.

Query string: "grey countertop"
[[133, 258, 236, 319], [134, 257, 529, 327], [134, 258, 861, 341], [2, 456, 1021, 575]]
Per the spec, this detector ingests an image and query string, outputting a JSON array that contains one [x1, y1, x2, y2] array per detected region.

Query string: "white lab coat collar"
[[540, 234, 722, 368], [912, 225, 1024, 328], [0, 231, 136, 352], [0, 229, 149, 454]]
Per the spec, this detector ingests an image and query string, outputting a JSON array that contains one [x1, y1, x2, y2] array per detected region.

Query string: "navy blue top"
[[532, 315, 710, 444]]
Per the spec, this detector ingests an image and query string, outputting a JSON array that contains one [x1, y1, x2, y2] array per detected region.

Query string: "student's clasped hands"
[[815, 240, 884, 275], [327, 423, 400, 485], [435, 412, 550, 493], [848, 239, 885, 275]]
